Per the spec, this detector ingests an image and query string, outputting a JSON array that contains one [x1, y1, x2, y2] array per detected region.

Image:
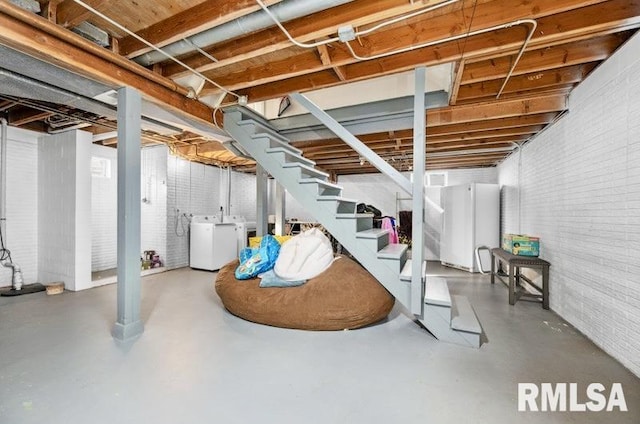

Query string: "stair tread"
[[377, 243, 408, 260], [250, 132, 301, 151], [299, 178, 342, 190], [282, 162, 329, 178], [336, 213, 373, 219], [424, 276, 451, 307], [316, 196, 357, 203], [399, 259, 427, 281], [451, 295, 482, 335], [265, 147, 314, 166], [356, 228, 390, 239], [225, 106, 270, 126]]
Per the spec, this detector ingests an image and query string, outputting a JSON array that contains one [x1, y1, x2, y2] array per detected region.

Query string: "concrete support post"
[[256, 164, 269, 236], [411, 67, 426, 316], [113, 86, 144, 342]]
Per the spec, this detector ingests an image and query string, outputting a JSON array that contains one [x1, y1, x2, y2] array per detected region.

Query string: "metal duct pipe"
[[135, 0, 354, 66], [1, 117, 7, 243]]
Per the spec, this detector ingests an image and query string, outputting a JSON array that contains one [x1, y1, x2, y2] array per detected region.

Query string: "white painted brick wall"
[[91, 144, 117, 271], [38, 130, 92, 291], [166, 154, 222, 269], [140, 146, 168, 265], [90, 145, 169, 271], [229, 171, 257, 221], [0, 127, 39, 286], [498, 32, 640, 376]]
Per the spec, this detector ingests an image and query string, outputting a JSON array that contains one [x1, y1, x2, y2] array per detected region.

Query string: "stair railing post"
[[411, 67, 426, 316]]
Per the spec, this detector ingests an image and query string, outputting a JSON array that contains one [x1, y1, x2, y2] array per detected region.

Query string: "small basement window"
[[426, 172, 447, 187], [91, 156, 111, 178]]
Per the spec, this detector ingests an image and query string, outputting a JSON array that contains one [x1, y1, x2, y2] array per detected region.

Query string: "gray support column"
[[256, 164, 269, 235], [411, 67, 426, 316], [112, 86, 144, 342], [274, 183, 286, 236]]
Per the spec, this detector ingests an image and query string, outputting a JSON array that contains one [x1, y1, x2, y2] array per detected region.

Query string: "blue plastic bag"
[[235, 235, 281, 280]]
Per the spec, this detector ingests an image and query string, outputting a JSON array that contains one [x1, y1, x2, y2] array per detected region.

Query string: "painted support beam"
[[256, 164, 269, 235], [113, 86, 144, 342], [411, 67, 426, 316], [290, 92, 412, 195], [275, 182, 286, 236]]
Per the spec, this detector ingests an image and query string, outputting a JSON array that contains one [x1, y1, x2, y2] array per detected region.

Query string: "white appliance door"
[[190, 223, 214, 270], [211, 223, 238, 270], [442, 184, 473, 268]]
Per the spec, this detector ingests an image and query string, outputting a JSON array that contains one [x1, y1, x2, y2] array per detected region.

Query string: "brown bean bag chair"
[[215, 256, 395, 330]]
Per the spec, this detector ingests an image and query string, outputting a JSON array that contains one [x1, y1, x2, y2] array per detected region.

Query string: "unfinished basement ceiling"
[[0, 0, 638, 174]]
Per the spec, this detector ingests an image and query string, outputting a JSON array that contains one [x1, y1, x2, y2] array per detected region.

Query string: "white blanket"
[[274, 228, 335, 281]]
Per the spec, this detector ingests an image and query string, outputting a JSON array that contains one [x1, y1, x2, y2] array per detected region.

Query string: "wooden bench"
[[490, 248, 550, 309]]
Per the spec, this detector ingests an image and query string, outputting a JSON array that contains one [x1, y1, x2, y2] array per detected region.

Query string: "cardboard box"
[[502, 234, 540, 257]]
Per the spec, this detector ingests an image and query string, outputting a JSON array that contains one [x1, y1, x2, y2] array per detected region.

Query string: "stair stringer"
[[224, 110, 412, 308], [223, 106, 484, 348]]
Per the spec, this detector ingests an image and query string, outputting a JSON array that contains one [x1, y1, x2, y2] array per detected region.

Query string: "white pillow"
[[274, 228, 334, 281]]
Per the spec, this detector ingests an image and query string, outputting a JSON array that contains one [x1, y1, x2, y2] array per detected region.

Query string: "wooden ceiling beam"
[[119, 0, 284, 58], [295, 113, 558, 149], [427, 113, 558, 135], [462, 32, 631, 84], [0, 4, 215, 125], [301, 129, 533, 156], [8, 107, 54, 126], [162, 0, 455, 78], [228, 0, 638, 102], [426, 92, 568, 127], [56, 0, 109, 28], [457, 63, 597, 101]]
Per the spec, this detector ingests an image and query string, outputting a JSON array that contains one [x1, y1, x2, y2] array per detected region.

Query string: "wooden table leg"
[[542, 265, 550, 310], [509, 264, 516, 305], [491, 254, 496, 284]]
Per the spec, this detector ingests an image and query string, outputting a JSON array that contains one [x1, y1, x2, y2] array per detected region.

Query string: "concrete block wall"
[[38, 130, 92, 291], [498, 33, 640, 376], [90, 144, 117, 272], [0, 127, 40, 286]]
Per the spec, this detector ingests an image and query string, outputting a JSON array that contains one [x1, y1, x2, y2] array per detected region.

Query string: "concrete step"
[[424, 276, 451, 307], [451, 295, 482, 335], [265, 147, 315, 167]]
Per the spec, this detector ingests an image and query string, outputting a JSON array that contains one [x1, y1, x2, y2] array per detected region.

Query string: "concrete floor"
[[0, 263, 638, 423]]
